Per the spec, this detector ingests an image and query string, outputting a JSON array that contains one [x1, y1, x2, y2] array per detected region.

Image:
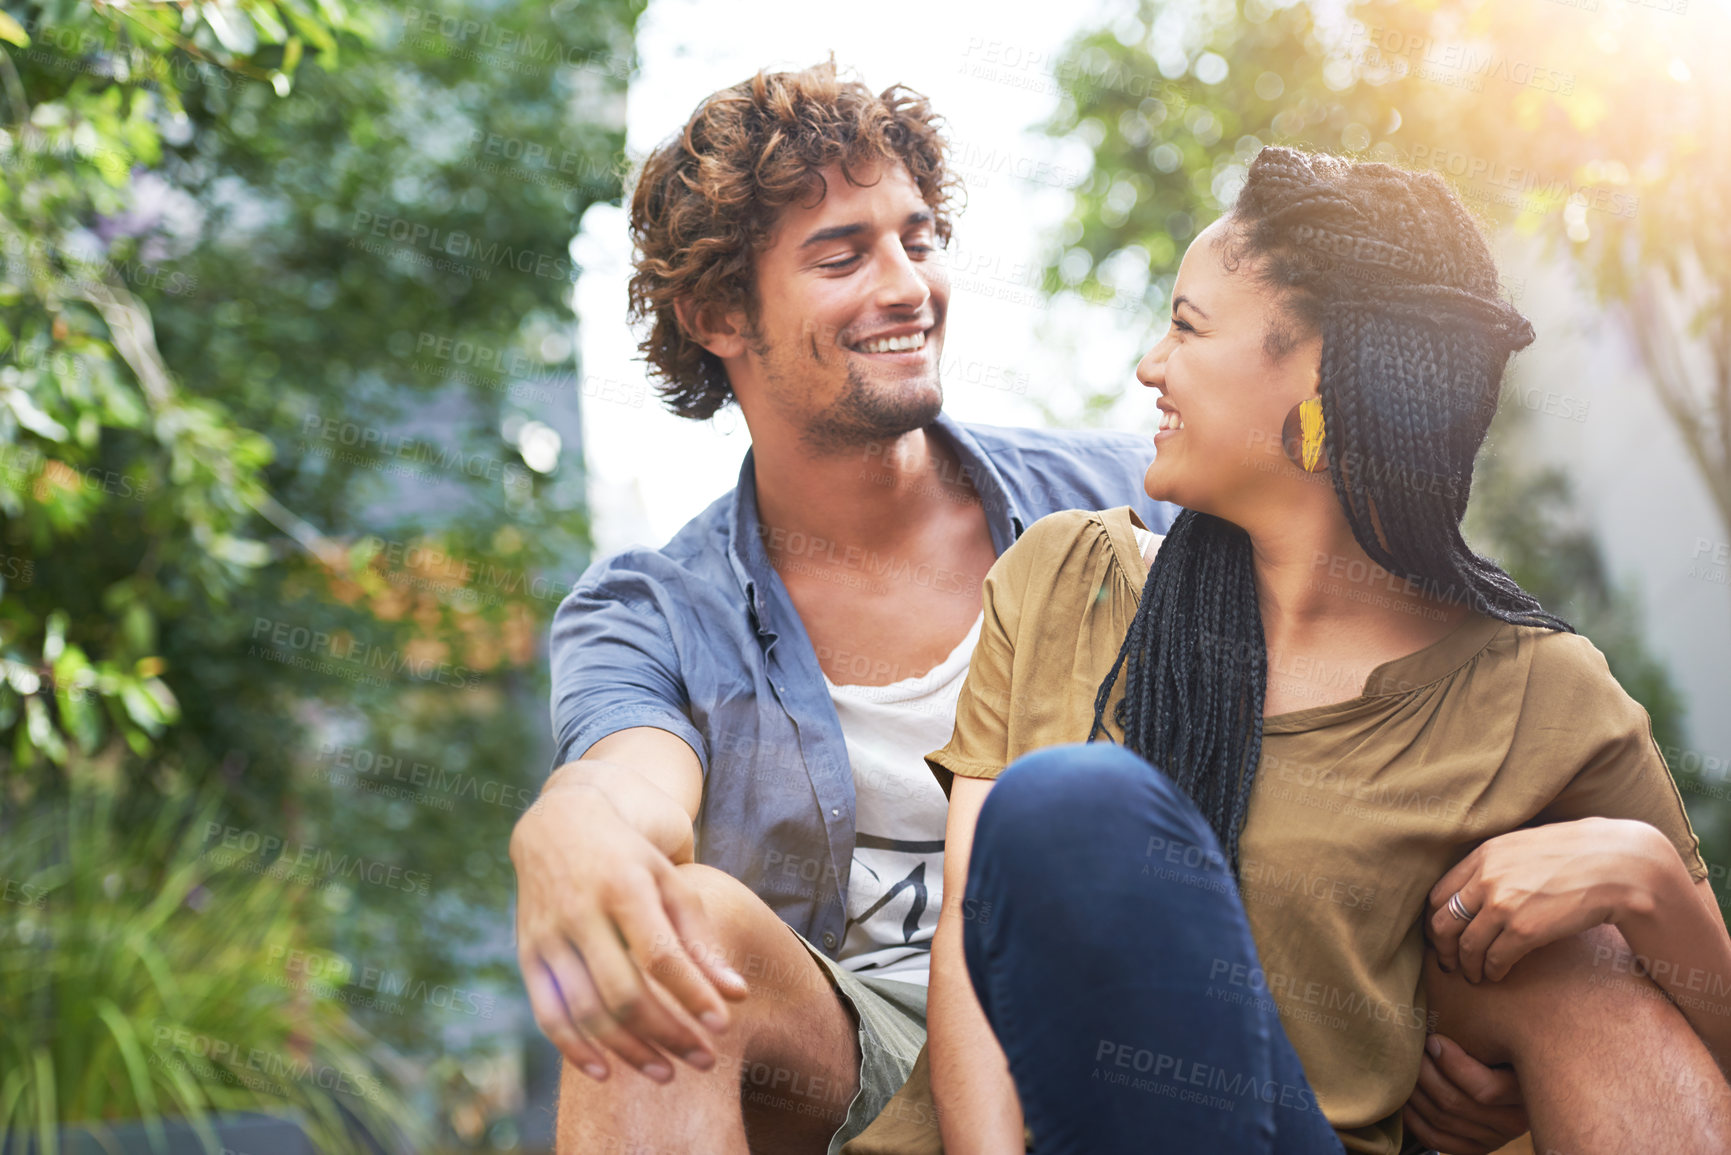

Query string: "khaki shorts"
[[786, 926, 929, 1155]]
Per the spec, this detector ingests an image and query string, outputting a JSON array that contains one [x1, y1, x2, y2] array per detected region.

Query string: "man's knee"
[[674, 862, 759, 926], [670, 862, 834, 1009]]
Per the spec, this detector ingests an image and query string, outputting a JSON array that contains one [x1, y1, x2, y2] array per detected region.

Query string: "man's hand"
[[511, 738, 748, 1083], [1401, 1034, 1528, 1155]]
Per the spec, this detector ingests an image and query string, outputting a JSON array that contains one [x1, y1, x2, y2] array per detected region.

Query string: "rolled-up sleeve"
[[548, 557, 708, 775]]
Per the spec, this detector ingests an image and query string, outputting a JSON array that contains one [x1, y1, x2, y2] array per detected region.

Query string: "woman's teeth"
[[1160, 411, 1185, 431], [856, 332, 925, 354]]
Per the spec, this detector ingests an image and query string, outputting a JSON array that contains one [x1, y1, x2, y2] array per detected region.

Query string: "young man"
[[510, 62, 1524, 1155], [511, 61, 1172, 1154]]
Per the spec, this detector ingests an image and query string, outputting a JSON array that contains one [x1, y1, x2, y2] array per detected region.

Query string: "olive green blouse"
[[845, 506, 1708, 1155]]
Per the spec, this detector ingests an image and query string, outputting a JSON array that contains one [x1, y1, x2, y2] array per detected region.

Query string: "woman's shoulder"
[[1477, 619, 1646, 720], [985, 506, 1145, 625], [1497, 620, 1615, 682], [996, 506, 1143, 582]]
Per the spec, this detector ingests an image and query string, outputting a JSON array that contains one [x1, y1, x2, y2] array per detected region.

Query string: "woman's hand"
[[1426, 817, 1676, 983], [1401, 1033, 1528, 1155]]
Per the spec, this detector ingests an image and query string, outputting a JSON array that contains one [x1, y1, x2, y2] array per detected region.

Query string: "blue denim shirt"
[[549, 413, 1175, 955]]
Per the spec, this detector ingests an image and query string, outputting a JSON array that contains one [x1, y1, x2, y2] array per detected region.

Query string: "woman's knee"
[[976, 742, 1218, 867]]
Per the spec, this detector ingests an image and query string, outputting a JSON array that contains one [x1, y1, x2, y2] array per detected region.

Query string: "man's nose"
[[874, 241, 931, 311]]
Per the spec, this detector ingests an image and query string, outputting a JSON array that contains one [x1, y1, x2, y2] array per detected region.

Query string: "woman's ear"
[[675, 297, 748, 360]]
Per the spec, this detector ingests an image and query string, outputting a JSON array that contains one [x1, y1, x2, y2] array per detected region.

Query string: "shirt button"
[[822, 932, 837, 948], [831, 807, 839, 817]]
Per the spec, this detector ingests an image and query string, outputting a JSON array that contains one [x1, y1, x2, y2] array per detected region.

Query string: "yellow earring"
[[1298, 396, 1326, 472], [1282, 397, 1327, 473]]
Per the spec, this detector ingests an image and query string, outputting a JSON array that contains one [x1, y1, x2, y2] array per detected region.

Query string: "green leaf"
[[209, 534, 272, 567], [203, 2, 259, 55], [0, 11, 29, 47], [4, 389, 71, 442], [95, 1001, 169, 1151], [32, 1047, 57, 1155]]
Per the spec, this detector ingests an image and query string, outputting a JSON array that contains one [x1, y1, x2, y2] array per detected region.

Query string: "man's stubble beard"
[[800, 360, 943, 455], [750, 325, 943, 455]]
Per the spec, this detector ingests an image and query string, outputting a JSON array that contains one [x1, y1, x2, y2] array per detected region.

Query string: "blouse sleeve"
[[926, 510, 1114, 796], [925, 522, 1038, 798], [1526, 633, 1710, 882]]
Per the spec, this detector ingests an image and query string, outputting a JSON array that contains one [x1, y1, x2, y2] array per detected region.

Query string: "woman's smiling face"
[[1137, 217, 1324, 522]]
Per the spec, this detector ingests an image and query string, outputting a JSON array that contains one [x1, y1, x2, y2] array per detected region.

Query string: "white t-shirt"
[[823, 612, 983, 986], [1133, 525, 1161, 564]]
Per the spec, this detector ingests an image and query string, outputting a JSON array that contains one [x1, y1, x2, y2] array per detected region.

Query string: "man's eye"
[[819, 255, 860, 271], [906, 244, 933, 257]]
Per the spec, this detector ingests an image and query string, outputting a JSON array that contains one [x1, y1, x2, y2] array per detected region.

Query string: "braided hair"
[[1091, 147, 1570, 871]]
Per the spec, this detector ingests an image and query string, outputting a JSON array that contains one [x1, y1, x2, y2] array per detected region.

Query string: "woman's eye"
[[1172, 316, 1194, 333]]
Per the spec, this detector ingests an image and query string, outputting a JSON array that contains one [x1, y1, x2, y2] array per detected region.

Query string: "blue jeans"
[[962, 743, 1343, 1154]]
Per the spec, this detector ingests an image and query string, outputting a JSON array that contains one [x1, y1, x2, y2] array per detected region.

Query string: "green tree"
[[1038, 0, 1703, 730], [1040, 0, 1731, 602], [0, 0, 643, 1146]]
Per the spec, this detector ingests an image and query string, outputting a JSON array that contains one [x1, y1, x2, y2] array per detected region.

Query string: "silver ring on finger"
[[1447, 891, 1476, 923]]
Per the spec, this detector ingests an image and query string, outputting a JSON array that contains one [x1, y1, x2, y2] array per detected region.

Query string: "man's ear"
[[675, 297, 748, 360]]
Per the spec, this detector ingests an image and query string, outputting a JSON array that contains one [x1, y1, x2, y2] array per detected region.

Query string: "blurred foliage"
[[1039, 0, 1731, 562], [1039, 0, 1725, 843], [0, 0, 642, 1147], [1, 767, 422, 1152]]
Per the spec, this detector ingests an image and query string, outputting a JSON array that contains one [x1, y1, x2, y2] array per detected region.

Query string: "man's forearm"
[[929, 905, 1024, 1153], [529, 757, 696, 864]]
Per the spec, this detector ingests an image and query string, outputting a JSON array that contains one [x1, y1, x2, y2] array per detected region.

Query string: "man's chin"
[[805, 377, 944, 452]]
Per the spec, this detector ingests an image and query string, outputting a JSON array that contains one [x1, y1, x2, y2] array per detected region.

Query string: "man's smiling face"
[[730, 159, 950, 453]]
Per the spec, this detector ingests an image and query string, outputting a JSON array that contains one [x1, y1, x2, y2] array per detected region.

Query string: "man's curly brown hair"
[[627, 60, 959, 420]]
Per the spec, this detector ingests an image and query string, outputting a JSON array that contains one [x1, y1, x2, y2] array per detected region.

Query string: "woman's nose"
[[1135, 340, 1168, 389]]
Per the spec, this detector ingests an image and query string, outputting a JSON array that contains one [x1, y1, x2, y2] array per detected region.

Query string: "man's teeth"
[[856, 332, 926, 354], [1160, 411, 1185, 431]]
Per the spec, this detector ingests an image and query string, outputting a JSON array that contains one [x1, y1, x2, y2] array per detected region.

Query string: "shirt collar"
[[725, 412, 1027, 634]]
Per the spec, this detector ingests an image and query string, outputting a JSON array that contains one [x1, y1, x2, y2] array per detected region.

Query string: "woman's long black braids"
[[1090, 147, 1571, 872]]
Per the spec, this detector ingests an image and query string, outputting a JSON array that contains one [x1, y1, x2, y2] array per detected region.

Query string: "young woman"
[[902, 148, 1731, 1155]]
